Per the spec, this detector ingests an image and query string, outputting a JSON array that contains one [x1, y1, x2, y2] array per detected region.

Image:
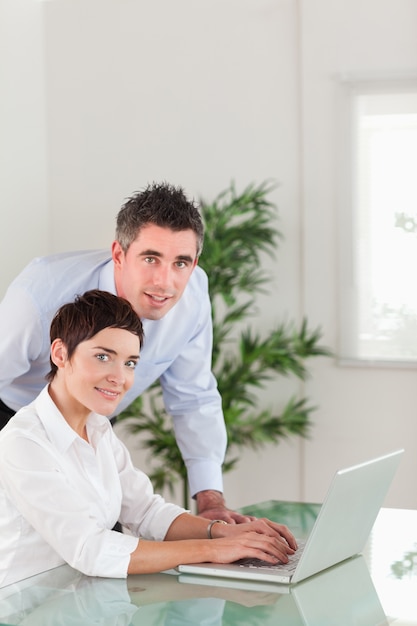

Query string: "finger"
[[228, 512, 256, 524], [246, 535, 293, 564], [258, 519, 298, 549], [245, 519, 285, 539], [250, 531, 295, 553], [275, 525, 298, 550]]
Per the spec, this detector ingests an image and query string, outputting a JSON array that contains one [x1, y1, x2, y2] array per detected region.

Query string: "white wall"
[[2, 0, 416, 509], [300, 0, 417, 509], [0, 0, 49, 289]]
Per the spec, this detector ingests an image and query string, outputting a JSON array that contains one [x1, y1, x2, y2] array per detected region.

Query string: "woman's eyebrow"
[[92, 345, 140, 359]]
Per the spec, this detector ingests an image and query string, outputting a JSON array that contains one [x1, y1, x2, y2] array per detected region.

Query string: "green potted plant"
[[118, 181, 331, 508]]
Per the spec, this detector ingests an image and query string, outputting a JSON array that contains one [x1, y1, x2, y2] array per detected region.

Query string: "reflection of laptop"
[[180, 555, 388, 625], [179, 449, 404, 585]]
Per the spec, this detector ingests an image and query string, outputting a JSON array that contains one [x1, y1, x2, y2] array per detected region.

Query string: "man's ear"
[[111, 240, 124, 268], [50, 339, 68, 370]]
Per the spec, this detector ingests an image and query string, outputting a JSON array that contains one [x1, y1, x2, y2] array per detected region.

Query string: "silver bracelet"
[[207, 519, 227, 539]]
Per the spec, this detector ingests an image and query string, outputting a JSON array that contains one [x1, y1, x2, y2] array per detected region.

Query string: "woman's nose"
[[107, 364, 126, 385]]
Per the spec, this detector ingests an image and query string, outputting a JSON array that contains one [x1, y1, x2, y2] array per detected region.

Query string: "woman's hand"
[[208, 531, 295, 565], [129, 514, 298, 575], [213, 517, 298, 548], [209, 517, 298, 565]]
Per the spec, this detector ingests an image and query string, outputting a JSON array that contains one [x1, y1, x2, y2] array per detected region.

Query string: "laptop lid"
[[178, 449, 404, 585]]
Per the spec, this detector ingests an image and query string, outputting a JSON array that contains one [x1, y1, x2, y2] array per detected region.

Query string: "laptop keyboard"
[[234, 540, 306, 572]]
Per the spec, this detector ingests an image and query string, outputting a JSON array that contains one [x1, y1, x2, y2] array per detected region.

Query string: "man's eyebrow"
[[140, 249, 194, 263], [140, 249, 162, 257], [176, 254, 194, 263], [93, 346, 140, 359]]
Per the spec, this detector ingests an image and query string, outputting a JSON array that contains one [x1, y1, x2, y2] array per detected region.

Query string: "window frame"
[[336, 74, 417, 368]]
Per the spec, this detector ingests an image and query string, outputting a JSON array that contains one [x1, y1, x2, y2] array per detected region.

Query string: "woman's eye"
[[96, 354, 109, 362], [126, 360, 137, 369]]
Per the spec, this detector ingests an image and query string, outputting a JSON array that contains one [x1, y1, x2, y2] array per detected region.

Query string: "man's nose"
[[152, 264, 172, 288]]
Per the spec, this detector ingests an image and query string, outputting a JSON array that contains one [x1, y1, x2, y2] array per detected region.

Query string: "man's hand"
[[196, 490, 256, 524]]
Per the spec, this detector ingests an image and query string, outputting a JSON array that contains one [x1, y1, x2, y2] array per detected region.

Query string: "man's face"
[[112, 224, 198, 320]]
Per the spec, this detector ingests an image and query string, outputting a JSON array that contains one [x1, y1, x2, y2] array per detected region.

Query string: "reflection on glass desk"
[[0, 501, 416, 626]]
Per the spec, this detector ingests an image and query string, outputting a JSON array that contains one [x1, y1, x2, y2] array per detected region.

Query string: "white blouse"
[[0, 386, 185, 588]]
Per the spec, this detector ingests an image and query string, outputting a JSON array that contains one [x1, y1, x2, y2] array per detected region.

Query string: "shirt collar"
[[34, 386, 110, 453], [98, 259, 116, 294]]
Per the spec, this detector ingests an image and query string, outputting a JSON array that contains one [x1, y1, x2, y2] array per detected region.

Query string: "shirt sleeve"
[[159, 276, 227, 498], [110, 429, 187, 539], [0, 286, 44, 399]]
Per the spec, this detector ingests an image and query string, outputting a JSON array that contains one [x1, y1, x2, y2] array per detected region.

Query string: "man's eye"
[[176, 261, 187, 269], [144, 257, 155, 264], [126, 360, 137, 369]]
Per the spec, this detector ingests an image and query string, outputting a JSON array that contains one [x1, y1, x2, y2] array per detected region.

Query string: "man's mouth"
[[146, 292, 172, 304], [150, 294, 167, 302]]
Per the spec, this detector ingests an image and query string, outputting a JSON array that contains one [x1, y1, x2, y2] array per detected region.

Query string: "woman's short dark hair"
[[46, 290, 144, 382]]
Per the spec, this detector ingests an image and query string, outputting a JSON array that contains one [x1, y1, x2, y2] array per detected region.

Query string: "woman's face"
[[56, 327, 140, 418]]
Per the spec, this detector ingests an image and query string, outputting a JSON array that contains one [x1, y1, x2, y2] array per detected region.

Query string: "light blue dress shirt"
[[0, 250, 226, 496]]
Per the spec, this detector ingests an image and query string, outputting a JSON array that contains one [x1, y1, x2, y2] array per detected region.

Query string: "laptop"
[[178, 449, 404, 585]]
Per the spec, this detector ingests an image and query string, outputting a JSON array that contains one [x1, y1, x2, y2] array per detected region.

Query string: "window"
[[339, 78, 417, 365]]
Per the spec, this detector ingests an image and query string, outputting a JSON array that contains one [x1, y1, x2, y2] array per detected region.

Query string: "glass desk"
[[1, 501, 416, 625]]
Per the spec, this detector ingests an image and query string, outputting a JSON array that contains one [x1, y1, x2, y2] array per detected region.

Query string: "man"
[[0, 182, 250, 523]]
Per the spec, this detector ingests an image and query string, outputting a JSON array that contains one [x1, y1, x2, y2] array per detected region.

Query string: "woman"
[[0, 290, 297, 587]]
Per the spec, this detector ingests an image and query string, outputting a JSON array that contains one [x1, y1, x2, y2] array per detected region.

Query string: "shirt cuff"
[[186, 460, 224, 499], [92, 533, 139, 578]]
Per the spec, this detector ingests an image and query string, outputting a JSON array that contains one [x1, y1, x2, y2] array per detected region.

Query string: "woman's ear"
[[50, 338, 68, 371]]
